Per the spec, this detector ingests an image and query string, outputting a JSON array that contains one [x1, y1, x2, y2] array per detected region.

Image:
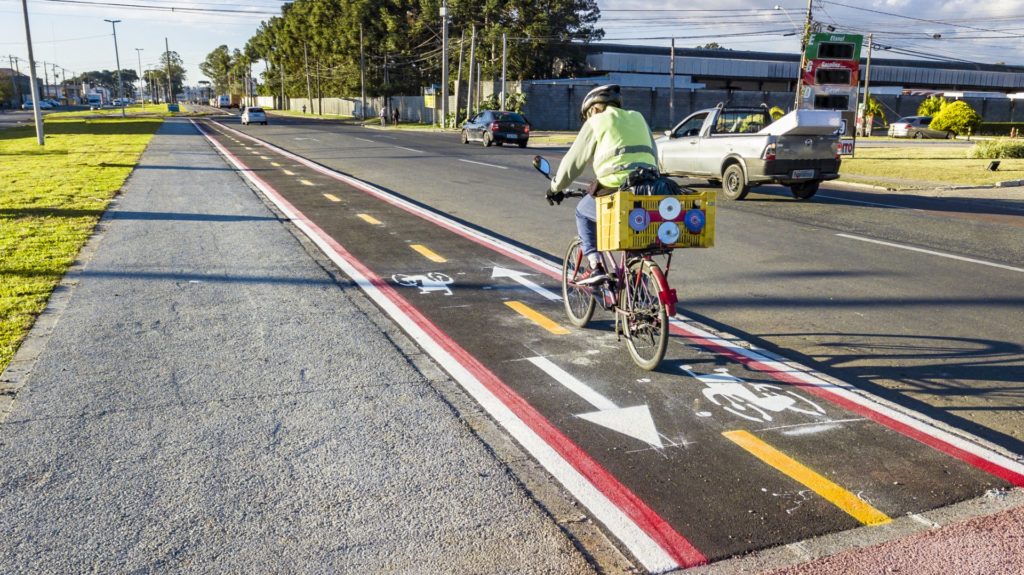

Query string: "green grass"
[[47, 104, 207, 119], [0, 117, 161, 372], [840, 145, 1024, 188]]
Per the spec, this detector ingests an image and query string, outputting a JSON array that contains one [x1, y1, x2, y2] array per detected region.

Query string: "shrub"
[[977, 122, 1024, 137], [967, 139, 1024, 159], [930, 100, 982, 135], [863, 95, 887, 128], [917, 95, 948, 117]]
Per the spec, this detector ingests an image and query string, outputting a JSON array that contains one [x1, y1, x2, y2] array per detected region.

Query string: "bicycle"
[[534, 156, 713, 371]]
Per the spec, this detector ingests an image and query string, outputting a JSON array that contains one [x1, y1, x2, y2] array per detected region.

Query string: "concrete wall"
[[519, 85, 1023, 131]]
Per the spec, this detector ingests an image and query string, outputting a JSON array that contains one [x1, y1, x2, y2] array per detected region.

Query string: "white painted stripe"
[[818, 195, 921, 210], [395, 146, 424, 153], [355, 137, 375, 143], [193, 119, 681, 572], [458, 158, 508, 170], [837, 233, 1024, 273], [528, 357, 617, 411]]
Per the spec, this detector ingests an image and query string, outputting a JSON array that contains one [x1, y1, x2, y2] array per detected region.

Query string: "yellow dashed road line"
[[323, 193, 341, 202], [410, 244, 446, 263], [357, 214, 382, 225], [282, 169, 296, 176], [723, 430, 892, 526], [299, 179, 315, 186], [504, 301, 569, 335]]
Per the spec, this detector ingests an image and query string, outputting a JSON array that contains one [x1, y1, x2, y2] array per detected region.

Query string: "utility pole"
[[793, 0, 813, 109], [42, 60, 49, 99], [9, 56, 22, 105], [165, 37, 173, 104], [278, 51, 285, 111], [500, 32, 507, 111], [440, 1, 448, 127], [860, 33, 874, 137], [105, 19, 125, 117], [20, 0, 44, 145], [134, 48, 144, 109], [302, 42, 312, 113], [316, 59, 321, 115], [359, 24, 365, 119], [467, 24, 476, 118], [454, 30, 465, 125], [669, 38, 676, 126]]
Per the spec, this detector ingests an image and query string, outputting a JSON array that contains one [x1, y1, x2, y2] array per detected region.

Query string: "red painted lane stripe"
[[210, 121, 1024, 488], [196, 121, 708, 568]]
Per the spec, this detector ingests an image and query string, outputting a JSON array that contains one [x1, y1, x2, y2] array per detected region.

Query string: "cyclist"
[[546, 84, 673, 285]]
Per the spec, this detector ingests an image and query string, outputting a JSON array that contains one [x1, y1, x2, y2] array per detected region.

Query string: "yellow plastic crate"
[[596, 190, 716, 251]]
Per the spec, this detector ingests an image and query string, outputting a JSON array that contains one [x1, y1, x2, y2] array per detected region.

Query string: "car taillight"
[[524, 125, 530, 134], [490, 121, 499, 131], [762, 143, 776, 161]]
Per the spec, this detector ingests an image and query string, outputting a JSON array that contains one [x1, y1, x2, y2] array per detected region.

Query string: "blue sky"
[[2, 1, 1023, 89]]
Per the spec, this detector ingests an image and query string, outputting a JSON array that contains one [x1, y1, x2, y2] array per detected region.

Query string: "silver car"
[[241, 107, 267, 126], [887, 116, 954, 139]]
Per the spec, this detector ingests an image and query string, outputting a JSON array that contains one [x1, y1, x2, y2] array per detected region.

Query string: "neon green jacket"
[[550, 106, 658, 192]]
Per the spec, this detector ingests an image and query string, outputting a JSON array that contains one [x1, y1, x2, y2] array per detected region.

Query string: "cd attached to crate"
[[684, 209, 706, 233], [628, 208, 650, 232], [658, 197, 682, 221], [657, 222, 680, 244]]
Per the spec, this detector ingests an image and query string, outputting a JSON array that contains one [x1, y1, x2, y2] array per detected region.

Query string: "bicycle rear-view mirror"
[[532, 156, 551, 179]]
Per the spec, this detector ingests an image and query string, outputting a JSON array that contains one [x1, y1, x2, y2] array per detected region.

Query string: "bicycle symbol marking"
[[392, 272, 454, 296], [681, 365, 826, 423]]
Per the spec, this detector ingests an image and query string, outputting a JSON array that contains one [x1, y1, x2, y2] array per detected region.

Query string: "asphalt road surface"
[[195, 112, 1023, 571]]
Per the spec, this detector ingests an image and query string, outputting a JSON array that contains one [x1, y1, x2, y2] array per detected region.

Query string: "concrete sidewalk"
[[0, 118, 592, 573]]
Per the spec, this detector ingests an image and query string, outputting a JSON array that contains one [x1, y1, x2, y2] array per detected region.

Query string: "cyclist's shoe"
[[576, 263, 608, 286]]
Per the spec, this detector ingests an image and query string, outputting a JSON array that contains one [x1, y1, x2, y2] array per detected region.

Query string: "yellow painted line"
[[299, 179, 315, 186], [357, 213, 382, 225], [270, 162, 281, 167], [260, 155, 271, 160], [723, 430, 892, 526], [410, 244, 446, 263], [323, 193, 341, 202], [282, 169, 296, 176], [504, 301, 569, 335]]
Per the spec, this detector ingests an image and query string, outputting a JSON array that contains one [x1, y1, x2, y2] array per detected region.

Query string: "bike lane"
[[195, 119, 1024, 571]]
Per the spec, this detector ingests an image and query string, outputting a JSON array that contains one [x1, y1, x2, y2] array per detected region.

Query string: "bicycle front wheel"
[[622, 260, 670, 371], [562, 238, 596, 327]]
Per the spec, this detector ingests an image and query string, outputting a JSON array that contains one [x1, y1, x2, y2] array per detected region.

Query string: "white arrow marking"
[[528, 356, 663, 448], [491, 266, 561, 301]]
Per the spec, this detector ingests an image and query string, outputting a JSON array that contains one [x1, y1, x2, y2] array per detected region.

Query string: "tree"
[[698, 42, 722, 49], [917, 95, 947, 117], [929, 100, 981, 135], [200, 45, 233, 94], [863, 95, 886, 129], [0, 72, 14, 105]]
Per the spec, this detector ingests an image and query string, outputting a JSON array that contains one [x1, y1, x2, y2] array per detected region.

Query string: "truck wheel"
[[721, 164, 750, 201], [790, 180, 820, 200]]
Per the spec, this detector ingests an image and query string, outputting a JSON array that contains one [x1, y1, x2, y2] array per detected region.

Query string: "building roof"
[[581, 43, 1024, 92]]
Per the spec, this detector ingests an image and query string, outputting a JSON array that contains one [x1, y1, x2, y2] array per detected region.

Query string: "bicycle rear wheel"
[[622, 260, 670, 371], [562, 238, 596, 327]]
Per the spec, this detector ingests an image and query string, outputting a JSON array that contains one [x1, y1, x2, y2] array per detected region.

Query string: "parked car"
[[887, 116, 954, 139], [21, 100, 53, 110], [241, 107, 267, 126], [460, 110, 530, 147]]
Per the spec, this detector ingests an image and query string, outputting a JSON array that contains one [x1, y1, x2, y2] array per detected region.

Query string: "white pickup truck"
[[655, 104, 842, 201]]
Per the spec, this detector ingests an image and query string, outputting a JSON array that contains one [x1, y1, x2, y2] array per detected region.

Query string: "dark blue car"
[[460, 110, 530, 148]]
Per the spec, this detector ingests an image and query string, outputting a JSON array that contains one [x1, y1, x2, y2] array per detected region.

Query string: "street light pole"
[[20, 0, 44, 145], [440, 1, 448, 127], [793, 0, 813, 109], [105, 19, 125, 117], [135, 48, 144, 110], [500, 32, 507, 111]]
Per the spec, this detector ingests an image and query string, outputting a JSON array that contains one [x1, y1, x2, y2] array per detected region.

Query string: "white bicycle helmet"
[[580, 84, 622, 121]]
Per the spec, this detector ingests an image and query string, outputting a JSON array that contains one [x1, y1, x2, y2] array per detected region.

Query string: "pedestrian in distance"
[[392, 106, 400, 126], [302, 104, 307, 114], [379, 106, 387, 127]]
